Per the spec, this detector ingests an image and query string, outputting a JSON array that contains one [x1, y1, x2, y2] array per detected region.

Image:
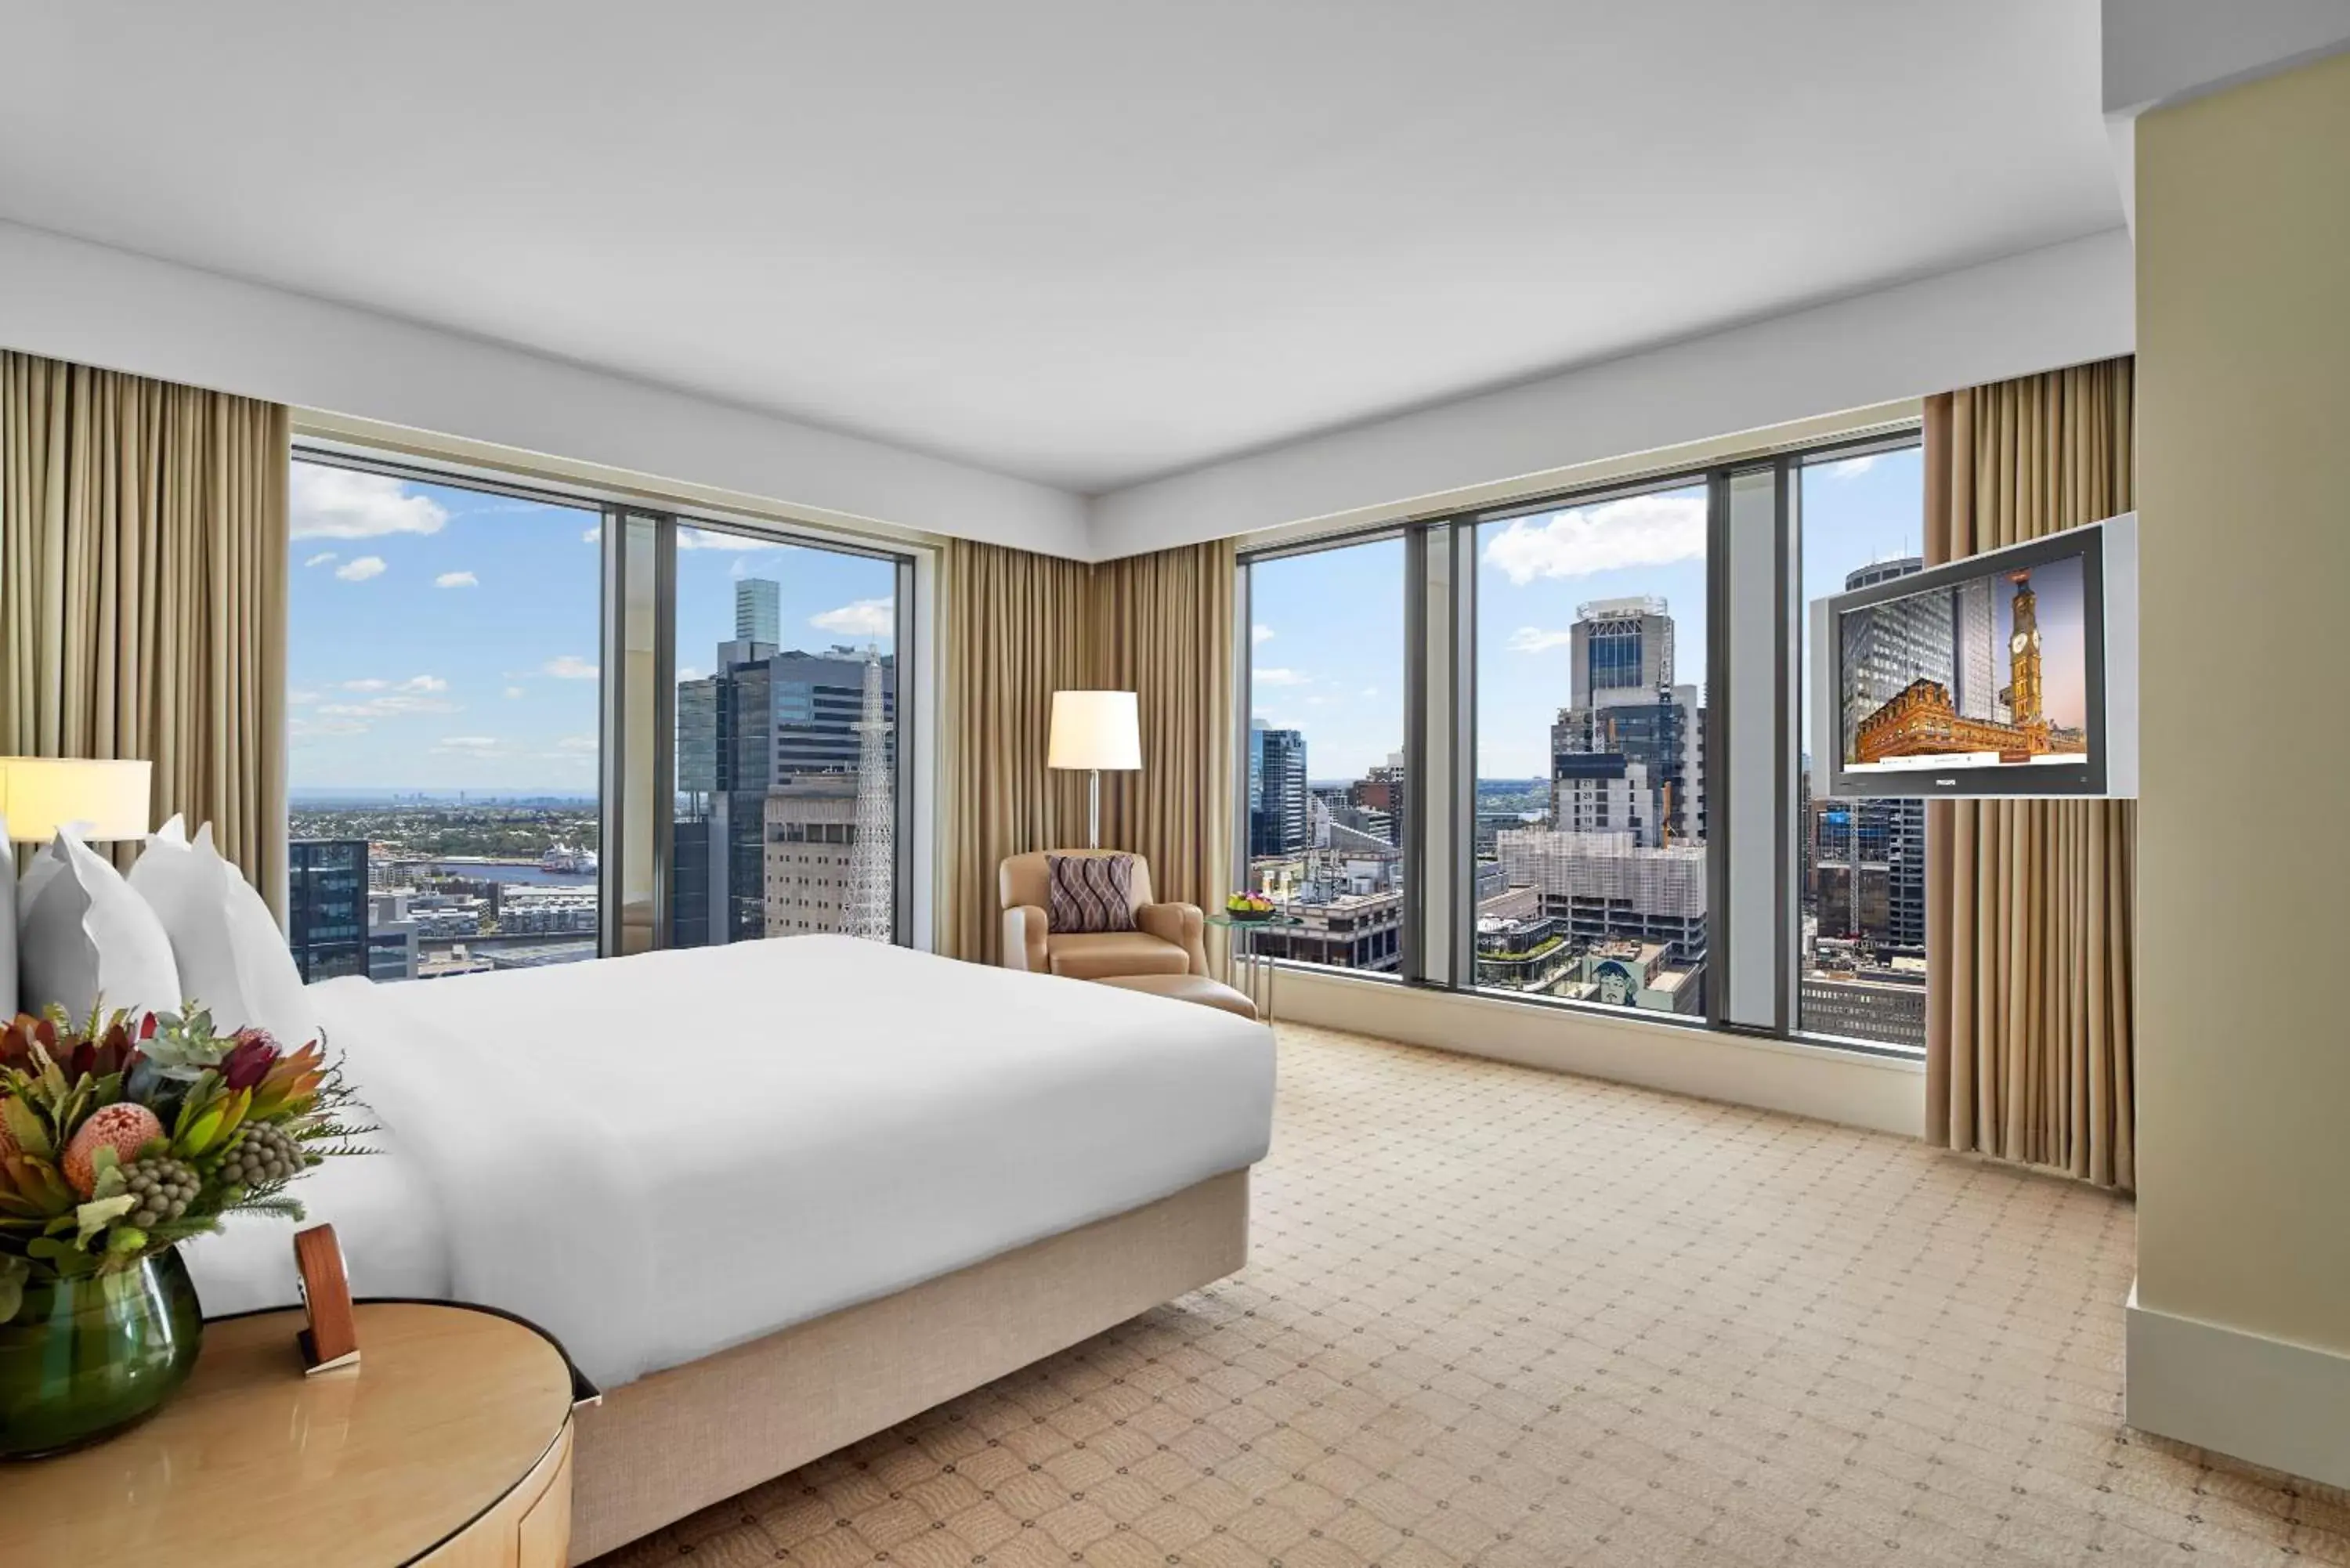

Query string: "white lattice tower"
[[844, 645, 895, 941]]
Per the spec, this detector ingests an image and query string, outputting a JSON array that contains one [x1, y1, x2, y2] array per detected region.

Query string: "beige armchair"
[[999, 849, 1208, 980]]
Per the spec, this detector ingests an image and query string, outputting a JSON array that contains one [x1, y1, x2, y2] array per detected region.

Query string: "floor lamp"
[[1047, 692, 1141, 851]]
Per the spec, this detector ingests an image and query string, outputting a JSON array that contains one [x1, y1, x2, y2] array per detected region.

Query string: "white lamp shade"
[[1047, 691, 1141, 771], [0, 757, 154, 842]]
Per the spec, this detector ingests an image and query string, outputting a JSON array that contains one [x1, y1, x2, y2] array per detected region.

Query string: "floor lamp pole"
[[1087, 768, 1101, 849]]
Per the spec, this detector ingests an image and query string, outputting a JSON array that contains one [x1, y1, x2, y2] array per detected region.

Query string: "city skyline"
[[287, 461, 898, 791], [1249, 451, 1923, 786]]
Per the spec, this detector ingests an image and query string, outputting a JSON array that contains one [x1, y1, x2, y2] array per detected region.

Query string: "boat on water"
[[539, 842, 600, 874]]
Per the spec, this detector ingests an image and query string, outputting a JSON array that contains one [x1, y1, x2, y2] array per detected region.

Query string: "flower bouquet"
[[0, 1004, 371, 1454]]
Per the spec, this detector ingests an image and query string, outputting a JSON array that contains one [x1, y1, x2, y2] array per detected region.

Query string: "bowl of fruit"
[[1224, 892, 1278, 923]]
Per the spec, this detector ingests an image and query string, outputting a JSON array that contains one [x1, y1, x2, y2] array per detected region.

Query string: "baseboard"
[[2127, 1281, 2350, 1490], [1267, 965, 1925, 1136]]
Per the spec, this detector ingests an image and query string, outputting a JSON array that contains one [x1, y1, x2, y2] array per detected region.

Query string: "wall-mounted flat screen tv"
[[1810, 513, 2136, 799]]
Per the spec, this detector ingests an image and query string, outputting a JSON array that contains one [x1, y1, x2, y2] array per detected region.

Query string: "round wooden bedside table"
[[0, 1300, 587, 1567]]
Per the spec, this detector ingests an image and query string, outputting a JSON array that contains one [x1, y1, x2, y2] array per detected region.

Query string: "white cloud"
[[316, 693, 460, 718], [678, 666, 706, 683], [1360, 686, 1379, 698], [292, 465, 449, 540], [678, 529, 779, 551], [1253, 623, 1275, 645], [400, 674, 447, 692], [334, 555, 388, 582], [1253, 667, 1311, 687], [1481, 492, 1707, 585], [1506, 627, 1576, 655], [302, 551, 338, 569], [288, 688, 320, 706], [555, 734, 598, 753], [341, 677, 389, 692], [290, 717, 370, 739], [810, 598, 895, 637], [581, 523, 602, 544], [433, 735, 501, 753], [435, 570, 478, 589], [1828, 453, 1880, 479], [504, 685, 528, 699], [540, 655, 598, 681]]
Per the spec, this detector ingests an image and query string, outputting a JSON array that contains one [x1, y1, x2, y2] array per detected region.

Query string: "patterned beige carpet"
[[594, 1023, 2350, 1567]]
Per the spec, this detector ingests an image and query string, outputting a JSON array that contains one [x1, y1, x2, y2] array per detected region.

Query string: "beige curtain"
[[1, 352, 291, 908], [935, 540, 1094, 964], [1089, 539, 1237, 923], [936, 536, 1237, 966], [1923, 357, 2136, 1190]]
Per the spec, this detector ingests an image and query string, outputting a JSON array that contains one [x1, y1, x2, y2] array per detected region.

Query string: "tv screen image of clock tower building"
[[1838, 553, 2089, 774]]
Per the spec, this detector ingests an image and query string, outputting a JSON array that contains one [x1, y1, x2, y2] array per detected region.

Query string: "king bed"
[[184, 935, 1274, 1562]]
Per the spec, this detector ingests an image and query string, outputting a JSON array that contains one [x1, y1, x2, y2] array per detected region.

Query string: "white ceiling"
[[0, 2, 2120, 495]]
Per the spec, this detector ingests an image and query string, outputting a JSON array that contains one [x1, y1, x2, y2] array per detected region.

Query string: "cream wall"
[[2131, 47, 2350, 1482]]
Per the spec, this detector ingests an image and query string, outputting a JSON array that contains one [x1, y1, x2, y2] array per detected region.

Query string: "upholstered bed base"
[[567, 1169, 1252, 1563]]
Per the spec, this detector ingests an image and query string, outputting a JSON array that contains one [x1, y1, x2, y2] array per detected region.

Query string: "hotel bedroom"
[[0, 4, 2345, 1565]]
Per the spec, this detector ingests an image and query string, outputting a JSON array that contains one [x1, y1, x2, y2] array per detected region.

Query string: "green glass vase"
[[0, 1247, 204, 1458]]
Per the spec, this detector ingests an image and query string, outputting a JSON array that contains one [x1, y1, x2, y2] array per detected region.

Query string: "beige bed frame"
[[566, 1168, 1251, 1563]]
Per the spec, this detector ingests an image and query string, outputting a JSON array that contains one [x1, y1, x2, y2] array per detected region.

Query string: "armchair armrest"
[[1002, 905, 1050, 971], [1135, 901, 1209, 975]]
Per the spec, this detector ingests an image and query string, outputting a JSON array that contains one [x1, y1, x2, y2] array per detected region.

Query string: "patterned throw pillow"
[[1047, 854, 1137, 934]]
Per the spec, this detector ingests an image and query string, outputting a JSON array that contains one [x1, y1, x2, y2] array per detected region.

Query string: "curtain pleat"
[[1089, 539, 1238, 934], [0, 352, 289, 912], [935, 536, 1236, 967], [1922, 356, 2136, 1190]]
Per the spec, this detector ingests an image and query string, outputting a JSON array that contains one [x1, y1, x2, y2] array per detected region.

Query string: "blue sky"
[[1249, 448, 1924, 782], [287, 462, 894, 793]]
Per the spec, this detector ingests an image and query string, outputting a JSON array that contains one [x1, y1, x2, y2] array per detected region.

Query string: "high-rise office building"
[[1249, 721, 1309, 857], [1832, 559, 1936, 952], [1951, 576, 2011, 724], [735, 576, 780, 645], [675, 644, 895, 946], [1571, 596, 1674, 708], [1549, 598, 1704, 849], [762, 777, 858, 937], [287, 839, 369, 981]]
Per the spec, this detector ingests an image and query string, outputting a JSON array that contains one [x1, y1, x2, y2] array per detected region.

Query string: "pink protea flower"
[[63, 1103, 166, 1199]]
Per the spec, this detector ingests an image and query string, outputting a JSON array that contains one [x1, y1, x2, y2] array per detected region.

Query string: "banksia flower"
[[63, 1103, 166, 1199], [121, 1157, 201, 1228], [216, 1122, 305, 1190]]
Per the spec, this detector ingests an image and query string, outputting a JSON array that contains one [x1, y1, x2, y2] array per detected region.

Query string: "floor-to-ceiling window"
[[667, 522, 906, 948], [1235, 425, 1925, 1057], [1794, 443, 1930, 1048], [289, 452, 921, 974], [1473, 481, 1712, 1013], [1240, 535, 1408, 974], [286, 456, 603, 981]]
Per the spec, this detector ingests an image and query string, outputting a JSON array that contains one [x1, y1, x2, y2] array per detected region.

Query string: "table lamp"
[[0, 757, 154, 844], [1047, 692, 1141, 850]]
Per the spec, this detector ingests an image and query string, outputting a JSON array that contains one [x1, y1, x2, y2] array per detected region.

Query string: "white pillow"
[[0, 810, 15, 1021], [128, 817, 320, 1048], [19, 831, 183, 1024]]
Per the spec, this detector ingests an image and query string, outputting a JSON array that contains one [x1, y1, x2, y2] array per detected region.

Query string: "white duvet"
[[185, 937, 1274, 1388]]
